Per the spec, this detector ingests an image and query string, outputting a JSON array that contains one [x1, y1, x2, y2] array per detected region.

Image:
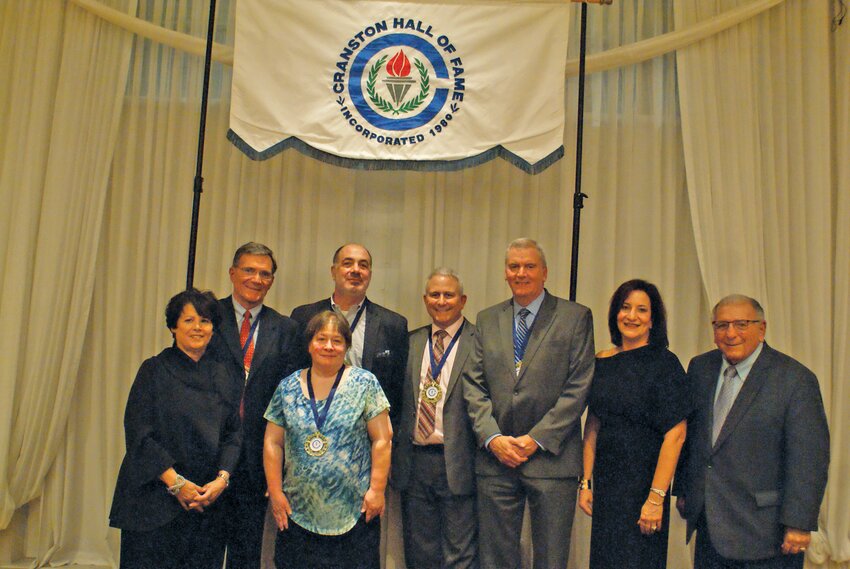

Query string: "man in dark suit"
[[207, 242, 301, 569], [676, 294, 829, 569], [290, 243, 408, 424], [393, 268, 478, 569], [463, 238, 595, 569]]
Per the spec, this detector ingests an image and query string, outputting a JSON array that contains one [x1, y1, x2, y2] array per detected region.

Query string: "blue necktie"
[[514, 308, 531, 373], [712, 365, 738, 444]]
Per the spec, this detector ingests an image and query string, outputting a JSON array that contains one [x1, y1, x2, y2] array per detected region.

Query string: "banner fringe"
[[226, 130, 563, 175]]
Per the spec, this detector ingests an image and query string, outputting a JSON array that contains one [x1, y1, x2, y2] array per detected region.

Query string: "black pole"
[[186, 0, 218, 289], [568, 3, 589, 302]]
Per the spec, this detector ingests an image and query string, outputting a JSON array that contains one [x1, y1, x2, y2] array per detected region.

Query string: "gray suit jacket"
[[463, 291, 595, 478], [679, 343, 829, 560], [393, 318, 477, 495]]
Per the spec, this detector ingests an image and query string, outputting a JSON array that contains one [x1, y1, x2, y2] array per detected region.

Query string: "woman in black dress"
[[578, 279, 690, 569], [109, 289, 241, 569]]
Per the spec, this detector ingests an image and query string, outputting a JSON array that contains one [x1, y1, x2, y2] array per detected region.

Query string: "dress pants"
[[476, 469, 577, 569], [695, 514, 804, 569], [400, 445, 477, 569], [222, 475, 267, 569]]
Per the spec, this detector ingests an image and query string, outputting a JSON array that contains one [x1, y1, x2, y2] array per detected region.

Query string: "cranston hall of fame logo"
[[332, 18, 466, 146]]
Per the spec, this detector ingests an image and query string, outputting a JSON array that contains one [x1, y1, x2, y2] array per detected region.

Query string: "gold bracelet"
[[579, 478, 592, 491]]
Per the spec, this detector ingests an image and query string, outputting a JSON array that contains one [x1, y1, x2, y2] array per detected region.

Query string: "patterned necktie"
[[239, 311, 254, 420], [712, 365, 738, 444], [514, 308, 531, 374], [416, 329, 448, 441], [240, 310, 255, 373]]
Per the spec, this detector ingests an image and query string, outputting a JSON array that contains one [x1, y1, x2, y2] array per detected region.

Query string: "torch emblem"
[[366, 49, 431, 115]]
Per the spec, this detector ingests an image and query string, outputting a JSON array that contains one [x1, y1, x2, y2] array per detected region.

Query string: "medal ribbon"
[[346, 299, 368, 332], [306, 365, 345, 432], [240, 307, 262, 359], [427, 321, 464, 379]]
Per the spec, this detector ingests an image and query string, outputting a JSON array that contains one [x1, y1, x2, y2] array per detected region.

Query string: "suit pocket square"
[[376, 350, 392, 359], [753, 490, 781, 507]]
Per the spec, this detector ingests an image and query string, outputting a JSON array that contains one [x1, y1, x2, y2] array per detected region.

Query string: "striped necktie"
[[514, 308, 531, 374]]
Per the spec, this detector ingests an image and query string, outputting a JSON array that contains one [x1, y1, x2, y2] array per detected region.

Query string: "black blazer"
[[290, 298, 408, 425], [207, 297, 301, 492], [678, 343, 829, 560], [392, 318, 477, 495], [109, 348, 241, 531]]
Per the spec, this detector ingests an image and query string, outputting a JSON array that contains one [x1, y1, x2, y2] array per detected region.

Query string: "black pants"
[[120, 510, 226, 569], [274, 515, 380, 569], [221, 479, 268, 569]]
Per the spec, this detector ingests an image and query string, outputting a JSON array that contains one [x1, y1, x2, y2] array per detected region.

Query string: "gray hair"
[[505, 238, 547, 268], [426, 267, 464, 295], [712, 294, 765, 320], [232, 242, 277, 274]]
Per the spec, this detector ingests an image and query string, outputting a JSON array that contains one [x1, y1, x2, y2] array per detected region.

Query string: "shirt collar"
[[330, 295, 366, 315], [721, 341, 764, 382], [232, 297, 263, 321], [431, 317, 464, 339], [513, 290, 546, 318]]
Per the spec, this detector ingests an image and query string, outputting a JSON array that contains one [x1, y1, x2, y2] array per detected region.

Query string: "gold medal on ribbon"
[[423, 381, 443, 404], [304, 431, 329, 457]]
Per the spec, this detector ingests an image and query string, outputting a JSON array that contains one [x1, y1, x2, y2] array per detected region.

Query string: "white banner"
[[228, 0, 571, 173]]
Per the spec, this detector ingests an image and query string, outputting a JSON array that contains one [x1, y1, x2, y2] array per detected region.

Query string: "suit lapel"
[[498, 301, 516, 380], [220, 297, 244, 368], [712, 345, 773, 452], [361, 299, 378, 370], [409, 327, 428, 404], [250, 310, 274, 377], [445, 318, 473, 400], [517, 293, 556, 382]]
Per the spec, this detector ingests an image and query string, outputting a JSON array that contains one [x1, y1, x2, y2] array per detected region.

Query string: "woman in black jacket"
[[109, 288, 242, 569]]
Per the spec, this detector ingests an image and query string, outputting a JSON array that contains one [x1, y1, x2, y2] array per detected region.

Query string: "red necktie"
[[239, 311, 254, 420]]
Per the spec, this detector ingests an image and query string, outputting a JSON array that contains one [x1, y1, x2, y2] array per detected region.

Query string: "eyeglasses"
[[711, 319, 762, 332], [238, 266, 274, 282]]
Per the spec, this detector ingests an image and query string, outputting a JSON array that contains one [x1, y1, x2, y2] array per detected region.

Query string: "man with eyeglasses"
[[675, 294, 829, 569], [209, 242, 302, 569]]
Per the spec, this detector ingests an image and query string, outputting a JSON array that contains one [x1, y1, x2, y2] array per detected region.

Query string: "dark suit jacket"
[[207, 296, 301, 493], [290, 298, 408, 425], [463, 291, 595, 478], [393, 318, 477, 495], [678, 343, 829, 560]]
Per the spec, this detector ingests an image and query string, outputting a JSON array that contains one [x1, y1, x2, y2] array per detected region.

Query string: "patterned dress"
[[264, 366, 389, 535]]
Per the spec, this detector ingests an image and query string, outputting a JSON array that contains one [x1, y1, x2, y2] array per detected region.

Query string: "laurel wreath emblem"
[[366, 56, 430, 115]]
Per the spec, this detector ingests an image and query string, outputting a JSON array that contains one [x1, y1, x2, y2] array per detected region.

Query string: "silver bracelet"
[[650, 487, 666, 498], [168, 474, 186, 496]]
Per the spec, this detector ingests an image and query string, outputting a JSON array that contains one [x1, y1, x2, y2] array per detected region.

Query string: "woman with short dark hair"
[[109, 288, 241, 569], [579, 279, 690, 569], [264, 310, 391, 569]]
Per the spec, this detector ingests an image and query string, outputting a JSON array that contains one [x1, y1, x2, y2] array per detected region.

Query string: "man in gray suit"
[[464, 238, 595, 569], [676, 294, 829, 569], [393, 268, 478, 569]]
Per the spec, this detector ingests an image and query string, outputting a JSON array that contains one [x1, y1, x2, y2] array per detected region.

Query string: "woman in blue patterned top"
[[264, 310, 392, 569]]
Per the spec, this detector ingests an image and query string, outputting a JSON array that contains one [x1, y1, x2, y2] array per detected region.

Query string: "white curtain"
[[675, 1, 845, 566], [0, 0, 136, 563], [0, 0, 845, 568]]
